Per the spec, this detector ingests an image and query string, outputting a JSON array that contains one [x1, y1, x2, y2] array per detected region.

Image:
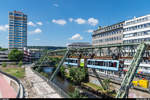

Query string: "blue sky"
[[1, 0, 150, 48]]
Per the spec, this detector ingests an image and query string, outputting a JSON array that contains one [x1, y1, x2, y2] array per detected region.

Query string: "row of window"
[[123, 38, 150, 44], [9, 20, 27, 23], [65, 59, 78, 63], [124, 23, 150, 32], [124, 30, 150, 38], [125, 16, 150, 26], [93, 29, 123, 38], [100, 24, 123, 32], [93, 36, 122, 44], [87, 61, 117, 67]]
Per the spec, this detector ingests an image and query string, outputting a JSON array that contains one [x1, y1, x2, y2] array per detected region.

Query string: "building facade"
[[123, 15, 150, 44], [92, 22, 124, 46], [8, 11, 27, 49]]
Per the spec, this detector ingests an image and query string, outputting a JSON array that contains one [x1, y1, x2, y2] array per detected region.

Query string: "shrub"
[[2, 62, 7, 67], [18, 61, 23, 67], [69, 67, 88, 85], [8, 49, 24, 61]]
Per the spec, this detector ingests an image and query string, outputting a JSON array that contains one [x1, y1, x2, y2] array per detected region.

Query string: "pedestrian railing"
[[0, 70, 24, 98]]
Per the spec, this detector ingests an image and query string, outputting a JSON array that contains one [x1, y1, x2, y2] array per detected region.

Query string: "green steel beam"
[[50, 49, 70, 81], [116, 43, 146, 98], [49, 43, 141, 54]]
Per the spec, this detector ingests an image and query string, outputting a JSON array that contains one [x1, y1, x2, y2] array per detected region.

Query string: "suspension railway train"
[[64, 58, 150, 77], [64, 58, 150, 89]]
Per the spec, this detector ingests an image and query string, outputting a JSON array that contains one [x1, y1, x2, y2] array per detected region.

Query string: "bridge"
[[33, 42, 150, 98]]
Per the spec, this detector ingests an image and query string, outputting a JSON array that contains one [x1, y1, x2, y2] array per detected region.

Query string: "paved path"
[[24, 67, 62, 98], [0, 73, 16, 98]]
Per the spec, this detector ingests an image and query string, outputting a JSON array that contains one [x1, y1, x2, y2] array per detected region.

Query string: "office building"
[[8, 11, 27, 49], [92, 22, 124, 46], [123, 15, 150, 44]]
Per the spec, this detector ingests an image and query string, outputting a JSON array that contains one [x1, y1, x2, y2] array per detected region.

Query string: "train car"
[[86, 59, 120, 71], [64, 58, 123, 71], [64, 58, 78, 66]]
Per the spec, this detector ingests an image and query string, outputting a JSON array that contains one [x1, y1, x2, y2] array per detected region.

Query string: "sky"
[[1, 0, 150, 48]]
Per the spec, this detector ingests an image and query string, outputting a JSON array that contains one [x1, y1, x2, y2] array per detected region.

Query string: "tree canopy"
[[8, 49, 24, 61]]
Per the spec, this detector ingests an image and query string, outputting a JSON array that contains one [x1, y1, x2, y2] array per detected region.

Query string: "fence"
[[0, 70, 24, 98]]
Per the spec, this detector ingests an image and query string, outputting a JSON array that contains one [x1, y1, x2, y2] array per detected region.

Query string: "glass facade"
[[8, 11, 27, 49]]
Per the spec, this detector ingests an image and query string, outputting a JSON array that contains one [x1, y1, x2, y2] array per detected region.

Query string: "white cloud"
[[69, 18, 74, 22], [0, 24, 9, 31], [74, 18, 86, 24], [52, 19, 67, 25], [29, 28, 42, 34], [27, 21, 36, 27], [53, 4, 59, 7], [88, 18, 99, 26], [86, 29, 94, 33], [37, 22, 43, 26], [69, 33, 83, 40]]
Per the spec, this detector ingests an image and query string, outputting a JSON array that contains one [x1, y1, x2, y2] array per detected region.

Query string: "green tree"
[[70, 88, 87, 98], [103, 78, 111, 90], [69, 67, 87, 85], [8, 49, 24, 61], [2, 62, 7, 67], [60, 66, 66, 78], [18, 61, 23, 67]]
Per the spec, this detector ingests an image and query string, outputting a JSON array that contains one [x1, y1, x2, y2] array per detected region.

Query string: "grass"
[[82, 82, 103, 91], [82, 82, 116, 97], [0, 67, 25, 79]]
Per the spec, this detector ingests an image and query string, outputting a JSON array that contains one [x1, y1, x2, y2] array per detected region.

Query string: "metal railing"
[[0, 70, 24, 98]]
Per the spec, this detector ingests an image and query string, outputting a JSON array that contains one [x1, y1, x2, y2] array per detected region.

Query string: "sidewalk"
[[23, 67, 62, 98], [0, 73, 16, 98]]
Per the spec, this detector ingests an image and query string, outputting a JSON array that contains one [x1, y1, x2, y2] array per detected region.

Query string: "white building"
[[123, 15, 150, 71], [123, 15, 150, 44]]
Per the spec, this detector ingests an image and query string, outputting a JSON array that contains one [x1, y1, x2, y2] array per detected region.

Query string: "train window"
[[113, 62, 117, 67], [88, 61, 90, 65], [88, 61, 92, 65], [103, 62, 106, 66], [100, 61, 103, 66], [95, 61, 99, 66], [109, 62, 112, 67]]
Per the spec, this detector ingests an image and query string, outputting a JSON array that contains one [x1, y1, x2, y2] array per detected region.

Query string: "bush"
[[8, 49, 24, 61], [69, 67, 88, 85], [2, 62, 7, 67], [69, 88, 87, 98], [59, 66, 66, 78], [18, 61, 23, 67]]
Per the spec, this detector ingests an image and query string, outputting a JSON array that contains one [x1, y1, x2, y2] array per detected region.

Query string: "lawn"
[[0, 67, 25, 79], [81, 82, 116, 97], [82, 82, 104, 91]]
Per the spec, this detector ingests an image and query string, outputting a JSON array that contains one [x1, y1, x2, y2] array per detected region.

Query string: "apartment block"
[[8, 11, 27, 49]]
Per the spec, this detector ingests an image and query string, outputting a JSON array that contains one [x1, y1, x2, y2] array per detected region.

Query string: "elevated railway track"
[[34, 42, 150, 98]]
